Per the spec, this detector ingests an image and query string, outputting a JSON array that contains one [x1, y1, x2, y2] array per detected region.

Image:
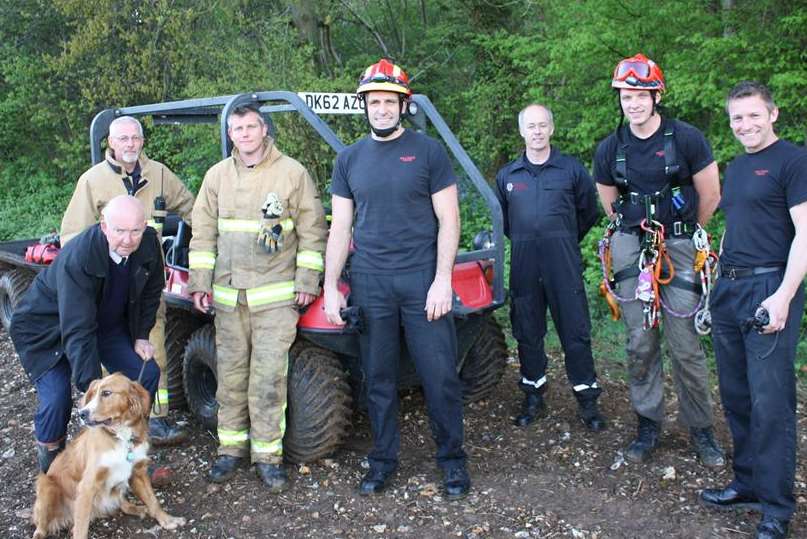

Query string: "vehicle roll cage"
[[90, 91, 505, 308]]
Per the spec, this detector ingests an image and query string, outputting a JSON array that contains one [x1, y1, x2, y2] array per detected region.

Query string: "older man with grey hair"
[[60, 115, 194, 447], [495, 103, 605, 432]]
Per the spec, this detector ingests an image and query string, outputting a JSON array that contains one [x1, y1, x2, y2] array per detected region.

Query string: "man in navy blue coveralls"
[[10, 195, 163, 474], [700, 82, 807, 539], [495, 104, 605, 431], [323, 59, 470, 500]]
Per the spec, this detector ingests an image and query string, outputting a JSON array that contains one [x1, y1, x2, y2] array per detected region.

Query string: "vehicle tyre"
[[182, 324, 218, 431], [0, 269, 34, 332], [460, 315, 508, 403], [165, 312, 202, 410], [284, 340, 352, 464]]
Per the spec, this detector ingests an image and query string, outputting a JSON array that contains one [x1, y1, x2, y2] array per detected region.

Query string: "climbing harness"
[[598, 219, 718, 333]]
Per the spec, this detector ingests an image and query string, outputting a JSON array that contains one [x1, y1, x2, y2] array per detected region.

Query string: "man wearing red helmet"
[[323, 59, 470, 500], [593, 53, 724, 466]]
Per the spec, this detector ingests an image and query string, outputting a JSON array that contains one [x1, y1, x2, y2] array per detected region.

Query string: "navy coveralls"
[[495, 150, 601, 402]]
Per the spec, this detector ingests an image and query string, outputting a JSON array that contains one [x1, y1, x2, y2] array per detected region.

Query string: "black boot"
[[443, 465, 471, 500], [690, 426, 725, 468], [208, 455, 243, 483], [756, 515, 789, 539], [578, 399, 607, 432], [624, 415, 659, 463], [256, 463, 289, 493], [148, 417, 189, 447], [36, 439, 65, 474], [514, 393, 546, 427]]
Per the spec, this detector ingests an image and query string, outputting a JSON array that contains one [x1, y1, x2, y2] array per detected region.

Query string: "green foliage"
[[0, 0, 805, 373]]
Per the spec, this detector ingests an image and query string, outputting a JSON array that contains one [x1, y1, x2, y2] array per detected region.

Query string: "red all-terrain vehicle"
[[0, 90, 508, 464]]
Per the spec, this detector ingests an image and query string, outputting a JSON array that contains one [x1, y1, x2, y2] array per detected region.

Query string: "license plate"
[[297, 92, 365, 115]]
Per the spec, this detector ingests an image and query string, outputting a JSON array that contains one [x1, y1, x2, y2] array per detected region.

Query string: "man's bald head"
[[100, 195, 147, 257]]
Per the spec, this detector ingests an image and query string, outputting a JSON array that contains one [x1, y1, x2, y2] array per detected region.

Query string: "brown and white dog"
[[31, 372, 186, 539]]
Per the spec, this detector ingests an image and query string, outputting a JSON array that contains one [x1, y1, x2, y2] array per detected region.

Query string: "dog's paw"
[[120, 500, 147, 519], [32, 531, 46, 539], [158, 514, 186, 530]]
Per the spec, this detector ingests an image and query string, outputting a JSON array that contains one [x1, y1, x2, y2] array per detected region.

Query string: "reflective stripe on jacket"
[[188, 139, 327, 312]]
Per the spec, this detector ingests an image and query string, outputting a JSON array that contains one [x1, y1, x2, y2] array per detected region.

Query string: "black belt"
[[719, 265, 784, 280], [617, 221, 696, 238]]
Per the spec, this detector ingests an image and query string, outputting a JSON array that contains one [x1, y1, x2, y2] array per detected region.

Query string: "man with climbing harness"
[[699, 81, 807, 539], [495, 104, 605, 432], [60, 115, 195, 447], [593, 53, 724, 467], [188, 104, 327, 492], [10, 196, 164, 474]]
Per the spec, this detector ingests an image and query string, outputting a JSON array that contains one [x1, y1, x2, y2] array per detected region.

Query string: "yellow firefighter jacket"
[[60, 150, 195, 244], [187, 139, 327, 312]]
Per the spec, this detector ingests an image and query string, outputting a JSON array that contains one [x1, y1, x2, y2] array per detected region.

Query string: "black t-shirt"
[[593, 118, 714, 227], [330, 129, 457, 273], [720, 139, 807, 267]]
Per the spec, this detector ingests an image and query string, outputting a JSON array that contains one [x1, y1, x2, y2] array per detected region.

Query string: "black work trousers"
[[350, 268, 466, 474], [509, 238, 600, 402], [711, 271, 804, 520]]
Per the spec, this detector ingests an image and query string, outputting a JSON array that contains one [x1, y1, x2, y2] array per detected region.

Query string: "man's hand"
[[296, 292, 316, 307], [134, 339, 155, 361], [323, 287, 347, 325], [425, 274, 453, 321], [760, 291, 791, 333], [192, 291, 212, 314]]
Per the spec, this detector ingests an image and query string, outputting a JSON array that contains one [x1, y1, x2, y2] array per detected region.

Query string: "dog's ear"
[[82, 378, 101, 407], [129, 382, 152, 420]]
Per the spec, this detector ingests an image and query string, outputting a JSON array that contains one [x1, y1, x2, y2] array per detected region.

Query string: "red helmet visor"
[[614, 60, 653, 82]]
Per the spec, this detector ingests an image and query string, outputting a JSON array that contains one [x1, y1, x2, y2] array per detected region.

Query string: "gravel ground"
[[1, 329, 805, 538]]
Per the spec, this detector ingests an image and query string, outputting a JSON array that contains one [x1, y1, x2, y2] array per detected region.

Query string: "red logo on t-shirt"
[[400, 155, 416, 162], [754, 169, 769, 176], [656, 150, 665, 157]]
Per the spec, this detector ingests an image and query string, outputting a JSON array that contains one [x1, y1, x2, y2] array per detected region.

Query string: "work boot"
[[624, 415, 660, 463], [148, 417, 189, 447], [514, 393, 546, 427], [443, 465, 471, 501], [578, 399, 607, 432], [256, 463, 289, 493], [35, 439, 65, 474], [756, 515, 789, 539], [690, 427, 725, 468], [358, 467, 396, 496], [208, 455, 243, 483]]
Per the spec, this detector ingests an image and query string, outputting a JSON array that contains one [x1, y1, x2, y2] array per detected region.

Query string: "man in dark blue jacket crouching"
[[11, 195, 164, 474]]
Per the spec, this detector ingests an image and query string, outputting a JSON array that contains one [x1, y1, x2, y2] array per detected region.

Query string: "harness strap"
[[613, 263, 700, 293]]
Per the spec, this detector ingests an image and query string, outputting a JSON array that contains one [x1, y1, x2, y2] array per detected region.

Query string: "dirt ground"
[[1, 330, 805, 539]]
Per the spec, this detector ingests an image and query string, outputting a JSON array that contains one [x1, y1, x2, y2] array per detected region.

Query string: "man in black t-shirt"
[[593, 53, 724, 467], [324, 59, 469, 500], [495, 104, 605, 432], [700, 81, 807, 539]]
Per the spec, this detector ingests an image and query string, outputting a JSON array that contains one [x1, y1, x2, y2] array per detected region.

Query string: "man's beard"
[[120, 150, 140, 164]]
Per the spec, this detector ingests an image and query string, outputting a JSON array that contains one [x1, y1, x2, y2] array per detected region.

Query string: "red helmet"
[[357, 59, 412, 96], [612, 53, 665, 93]]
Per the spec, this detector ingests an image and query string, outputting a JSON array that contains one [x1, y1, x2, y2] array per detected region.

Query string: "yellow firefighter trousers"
[[215, 291, 298, 464]]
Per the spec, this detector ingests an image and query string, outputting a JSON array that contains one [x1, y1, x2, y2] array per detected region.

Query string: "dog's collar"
[[110, 426, 144, 462]]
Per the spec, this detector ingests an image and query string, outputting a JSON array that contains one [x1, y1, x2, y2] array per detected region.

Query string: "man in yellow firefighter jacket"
[[60, 115, 195, 446], [188, 104, 327, 492]]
